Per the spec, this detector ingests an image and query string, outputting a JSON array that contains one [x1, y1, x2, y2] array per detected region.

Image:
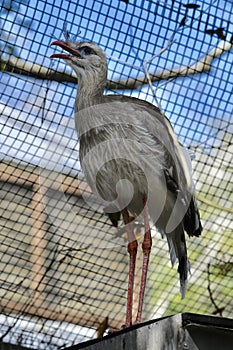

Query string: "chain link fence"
[[0, 0, 232, 348]]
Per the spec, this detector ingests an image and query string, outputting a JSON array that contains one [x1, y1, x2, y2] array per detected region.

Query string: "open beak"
[[50, 40, 81, 59]]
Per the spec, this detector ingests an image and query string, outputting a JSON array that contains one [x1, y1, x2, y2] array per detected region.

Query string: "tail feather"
[[166, 235, 177, 267], [166, 225, 190, 299], [184, 196, 202, 237], [178, 254, 190, 299]]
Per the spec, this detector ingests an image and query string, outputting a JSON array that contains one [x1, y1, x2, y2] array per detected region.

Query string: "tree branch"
[[207, 263, 225, 316], [1, 40, 232, 90], [1, 55, 77, 83]]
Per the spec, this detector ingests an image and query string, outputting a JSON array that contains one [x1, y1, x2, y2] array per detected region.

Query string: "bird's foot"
[[107, 324, 127, 334]]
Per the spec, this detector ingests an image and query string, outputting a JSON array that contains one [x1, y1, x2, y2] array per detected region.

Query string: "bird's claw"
[[107, 324, 128, 334]]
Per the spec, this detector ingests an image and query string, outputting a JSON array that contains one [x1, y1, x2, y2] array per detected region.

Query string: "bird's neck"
[[75, 88, 104, 112], [75, 75, 105, 112]]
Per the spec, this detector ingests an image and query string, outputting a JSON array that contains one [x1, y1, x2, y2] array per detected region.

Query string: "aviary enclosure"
[[0, 0, 232, 348]]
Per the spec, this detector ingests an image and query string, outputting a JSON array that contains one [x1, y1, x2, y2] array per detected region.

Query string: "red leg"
[[122, 208, 138, 327], [135, 195, 152, 324]]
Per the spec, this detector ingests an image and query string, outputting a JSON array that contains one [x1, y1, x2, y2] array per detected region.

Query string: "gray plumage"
[[51, 40, 202, 298]]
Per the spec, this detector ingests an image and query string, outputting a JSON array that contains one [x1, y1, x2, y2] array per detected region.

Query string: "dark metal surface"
[[66, 313, 233, 350]]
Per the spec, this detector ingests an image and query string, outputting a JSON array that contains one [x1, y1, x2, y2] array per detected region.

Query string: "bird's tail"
[[184, 196, 203, 237], [166, 225, 190, 299]]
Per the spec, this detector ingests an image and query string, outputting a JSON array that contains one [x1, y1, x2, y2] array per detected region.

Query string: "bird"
[[50, 36, 202, 328]]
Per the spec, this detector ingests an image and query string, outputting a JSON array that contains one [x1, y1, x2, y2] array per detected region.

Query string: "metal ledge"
[[66, 313, 233, 350]]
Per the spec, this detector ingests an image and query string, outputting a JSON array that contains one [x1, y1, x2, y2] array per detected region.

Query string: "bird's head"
[[50, 40, 108, 89]]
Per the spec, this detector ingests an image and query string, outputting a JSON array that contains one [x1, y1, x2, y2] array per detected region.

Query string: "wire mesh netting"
[[0, 0, 233, 348]]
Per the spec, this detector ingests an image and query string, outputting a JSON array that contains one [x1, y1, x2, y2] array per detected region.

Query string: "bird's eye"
[[80, 46, 97, 56]]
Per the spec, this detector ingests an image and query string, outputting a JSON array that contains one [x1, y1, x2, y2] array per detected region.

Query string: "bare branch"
[[142, 20, 181, 107], [207, 263, 225, 316], [110, 40, 233, 91], [1, 55, 77, 83], [1, 40, 232, 90]]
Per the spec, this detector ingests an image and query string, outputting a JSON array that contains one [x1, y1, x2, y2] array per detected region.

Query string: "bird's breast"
[[77, 122, 167, 215]]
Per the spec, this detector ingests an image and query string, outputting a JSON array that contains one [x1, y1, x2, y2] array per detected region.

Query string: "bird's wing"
[[104, 95, 193, 195], [103, 95, 202, 237]]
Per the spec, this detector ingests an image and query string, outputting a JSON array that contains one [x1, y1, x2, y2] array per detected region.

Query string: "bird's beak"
[[50, 40, 81, 59]]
